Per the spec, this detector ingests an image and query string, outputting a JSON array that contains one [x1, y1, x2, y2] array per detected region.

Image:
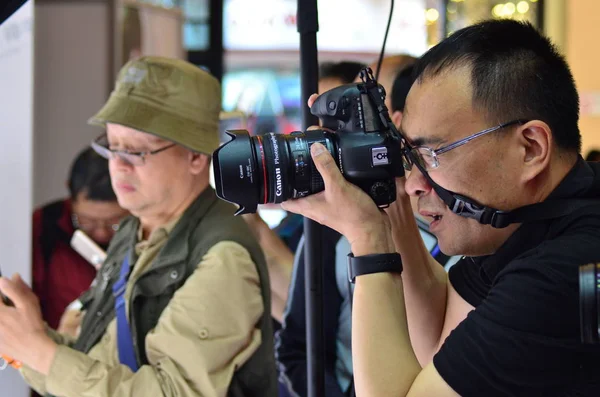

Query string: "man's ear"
[[391, 110, 403, 129], [518, 120, 552, 183], [188, 152, 210, 175]]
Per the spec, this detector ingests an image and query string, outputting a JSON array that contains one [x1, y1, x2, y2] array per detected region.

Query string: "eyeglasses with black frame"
[[91, 134, 176, 166], [401, 119, 530, 172]]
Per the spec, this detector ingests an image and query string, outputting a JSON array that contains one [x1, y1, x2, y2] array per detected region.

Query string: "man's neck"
[[139, 184, 208, 240], [535, 153, 578, 203]]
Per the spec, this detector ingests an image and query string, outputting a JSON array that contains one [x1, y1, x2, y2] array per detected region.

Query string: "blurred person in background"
[[585, 149, 600, 162], [318, 61, 367, 95], [32, 148, 128, 335]]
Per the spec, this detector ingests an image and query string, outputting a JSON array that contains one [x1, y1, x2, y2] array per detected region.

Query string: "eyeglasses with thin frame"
[[402, 119, 529, 172], [72, 213, 122, 233], [91, 134, 176, 166]]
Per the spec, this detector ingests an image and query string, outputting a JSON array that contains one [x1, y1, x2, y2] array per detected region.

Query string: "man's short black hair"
[[319, 61, 365, 84], [585, 149, 600, 162], [391, 64, 415, 112], [413, 19, 581, 153], [68, 147, 117, 201]]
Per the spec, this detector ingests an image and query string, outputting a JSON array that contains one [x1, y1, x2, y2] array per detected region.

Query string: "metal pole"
[[297, 1, 324, 397]]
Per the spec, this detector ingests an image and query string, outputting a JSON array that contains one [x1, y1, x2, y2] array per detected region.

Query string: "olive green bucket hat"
[[89, 56, 221, 155]]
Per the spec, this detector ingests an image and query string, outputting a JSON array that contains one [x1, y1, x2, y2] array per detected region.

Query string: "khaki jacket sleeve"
[[20, 325, 76, 395], [46, 326, 76, 346], [35, 241, 264, 397]]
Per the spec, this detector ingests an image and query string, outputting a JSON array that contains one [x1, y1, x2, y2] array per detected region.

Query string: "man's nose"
[[90, 227, 113, 246], [404, 166, 433, 197]]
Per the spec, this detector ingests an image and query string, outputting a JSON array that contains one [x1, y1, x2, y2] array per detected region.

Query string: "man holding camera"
[[277, 56, 457, 397], [0, 57, 277, 397], [283, 20, 600, 396]]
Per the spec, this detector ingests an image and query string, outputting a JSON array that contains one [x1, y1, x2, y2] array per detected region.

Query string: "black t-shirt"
[[433, 158, 600, 397]]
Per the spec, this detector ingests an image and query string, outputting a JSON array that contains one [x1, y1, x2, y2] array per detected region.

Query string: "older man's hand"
[[0, 273, 57, 375]]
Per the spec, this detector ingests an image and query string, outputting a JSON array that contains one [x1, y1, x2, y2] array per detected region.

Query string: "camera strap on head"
[[410, 158, 598, 228]]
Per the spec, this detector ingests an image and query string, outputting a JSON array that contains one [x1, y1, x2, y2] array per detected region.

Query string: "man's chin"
[[439, 238, 496, 258], [118, 204, 147, 221], [435, 237, 464, 258], [117, 197, 143, 214]]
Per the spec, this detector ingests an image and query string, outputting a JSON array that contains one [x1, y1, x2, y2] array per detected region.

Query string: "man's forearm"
[[352, 273, 421, 396], [349, 228, 421, 395], [386, 196, 448, 365]]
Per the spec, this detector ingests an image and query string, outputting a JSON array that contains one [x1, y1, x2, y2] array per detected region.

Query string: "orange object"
[[1, 354, 22, 369]]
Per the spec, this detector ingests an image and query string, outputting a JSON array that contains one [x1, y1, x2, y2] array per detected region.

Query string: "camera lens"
[[212, 129, 336, 214], [579, 263, 600, 344]]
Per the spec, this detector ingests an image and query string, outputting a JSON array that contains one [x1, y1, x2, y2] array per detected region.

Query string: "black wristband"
[[347, 252, 403, 283]]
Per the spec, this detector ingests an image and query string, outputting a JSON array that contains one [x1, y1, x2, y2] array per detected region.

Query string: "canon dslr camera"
[[212, 68, 405, 214]]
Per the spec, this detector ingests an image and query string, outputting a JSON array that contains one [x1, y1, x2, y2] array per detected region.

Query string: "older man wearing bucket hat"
[[0, 57, 277, 397]]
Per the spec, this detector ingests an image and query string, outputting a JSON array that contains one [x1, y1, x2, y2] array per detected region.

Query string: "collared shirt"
[[434, 158, 600, 396], [22, 217, 264, 397]]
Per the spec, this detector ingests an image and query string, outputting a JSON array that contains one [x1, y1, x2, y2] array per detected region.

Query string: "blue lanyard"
[[112, 251, 139, 372]]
